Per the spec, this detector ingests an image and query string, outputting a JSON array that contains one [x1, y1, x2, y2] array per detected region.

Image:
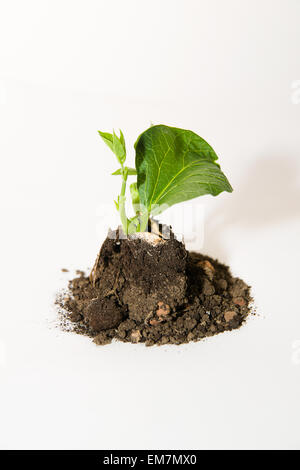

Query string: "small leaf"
[[119, 129, 126, 153], [114, 196, 119, 211], [113, 131, 126, 164], [127, 168, 137, 175], [99, 129, 126, 164], [112, 167, 137, 176], [112, 168, 122, 176], [135, 124, 233, 216], [98, 131, 113, 152]]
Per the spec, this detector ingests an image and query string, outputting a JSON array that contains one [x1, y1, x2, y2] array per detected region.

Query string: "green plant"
[[98, 124, 233, 234]]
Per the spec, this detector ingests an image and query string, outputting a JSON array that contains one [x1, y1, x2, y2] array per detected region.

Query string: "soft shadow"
[[203, 155, 300, 261]]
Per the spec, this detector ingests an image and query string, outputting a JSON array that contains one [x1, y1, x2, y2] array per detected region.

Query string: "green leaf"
[[112, 167, 137, 176], [119, 129, 126, 153], [126, 167, 137, 175], [111, 168, 122, 175], [113, 131, 126, 164], [98, 131, 113, 152], [98, 129, 126, 165], [135, 124, 233, 216]]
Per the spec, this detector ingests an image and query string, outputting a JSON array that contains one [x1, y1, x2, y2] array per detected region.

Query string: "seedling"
[[98, 124, 233, 235], [60, 126, 252, 347]]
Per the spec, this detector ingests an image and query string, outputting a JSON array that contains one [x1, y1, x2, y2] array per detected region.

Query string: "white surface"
[[1, 0, 300, 450]]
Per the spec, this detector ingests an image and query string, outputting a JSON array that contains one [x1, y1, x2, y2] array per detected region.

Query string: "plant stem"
[[118, 166, 149, 235], [119, 166, 129, 235], [139, 210, 149, 232]]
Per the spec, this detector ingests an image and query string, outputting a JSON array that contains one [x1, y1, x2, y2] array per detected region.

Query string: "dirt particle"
[[224, 311, 237, 322], [229, 279, 248, 298], [93, 332, 112, 346], [69, 312, 82, 322], [233, 297, 246, 306], [149, 318, 160, 326], [130, 330, 142, 343], [159, 336, 169, 345], [216, 279, 227, 291], [85, 297, 124, 332], [76, 270, 85, 277], [202, 279, 215, 296], [156, 302, 171, 318], [187, 332, 195, 341], [197, 260, 215, 280]]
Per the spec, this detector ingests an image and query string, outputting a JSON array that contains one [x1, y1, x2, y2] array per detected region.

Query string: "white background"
[[1, 0, 300, 450]]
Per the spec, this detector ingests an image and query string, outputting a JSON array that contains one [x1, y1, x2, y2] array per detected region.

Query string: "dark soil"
[[57, 228, 252, 346]]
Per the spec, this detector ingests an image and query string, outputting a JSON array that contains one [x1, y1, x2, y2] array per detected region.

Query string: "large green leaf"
[[135, 124, 233, 215]]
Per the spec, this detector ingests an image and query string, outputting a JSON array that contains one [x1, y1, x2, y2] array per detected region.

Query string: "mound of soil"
[[58, 228, 252, 346]]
